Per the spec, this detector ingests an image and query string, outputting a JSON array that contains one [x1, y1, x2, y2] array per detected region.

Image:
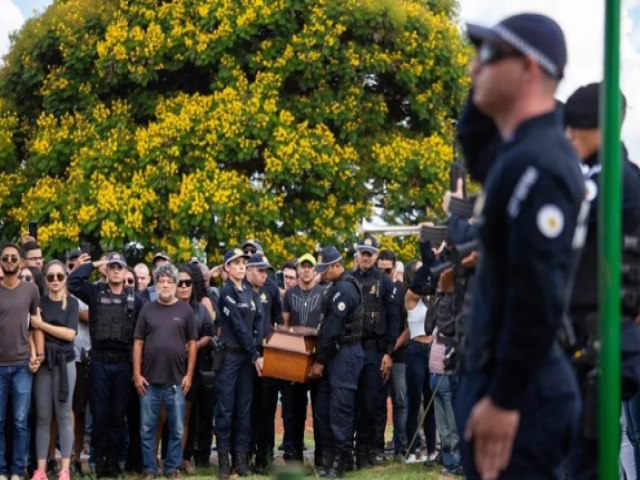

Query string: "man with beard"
[[0, 243, 41, 480]]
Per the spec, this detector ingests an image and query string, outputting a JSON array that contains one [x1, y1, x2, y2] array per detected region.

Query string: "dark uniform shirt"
[[352, 267, 400, 355], [316, 272, 361, 366], [217, 280, 264, 361], [248, 276, 283, 332], [467, 111, 586, 410], [68, 263, 144, 354]]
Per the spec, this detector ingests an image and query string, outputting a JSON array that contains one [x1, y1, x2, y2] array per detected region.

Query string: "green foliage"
[[0, 0, 470, 264]]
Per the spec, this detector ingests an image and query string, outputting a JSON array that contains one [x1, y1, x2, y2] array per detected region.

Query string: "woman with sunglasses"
[[29, 260, 79, 480]]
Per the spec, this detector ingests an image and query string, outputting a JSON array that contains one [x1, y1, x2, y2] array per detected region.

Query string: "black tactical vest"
[[92, 284, 135, 344], [321, 275, 364, 344], [358, 269, 386, 338]]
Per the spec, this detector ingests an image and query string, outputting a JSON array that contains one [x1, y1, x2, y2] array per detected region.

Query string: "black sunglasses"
[[46, 273, 66, 282], [478, 42, 524, 66], [1, 255, 19, 264], [125, 278, 135, 286], [19, 274, 33, 282], [177, 279, 193, 288]]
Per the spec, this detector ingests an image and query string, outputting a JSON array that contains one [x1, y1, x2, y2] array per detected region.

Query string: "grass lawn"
[[180, 462, 445, 479]]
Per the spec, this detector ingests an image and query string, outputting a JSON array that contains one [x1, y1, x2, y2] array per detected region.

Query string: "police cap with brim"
[[242, 239, 264, 254], [246, 253, 273, 270], [466, 13, 567, 80], [152, 252, 171, 263], [224, 248, 250, 266], [356, 235, 379, 254], [315, 246, 342, 273], [66, 249, 81, 261], [297, 253, 317, 267], [564, 82, 627, 129], [106, 252, 127, 268]]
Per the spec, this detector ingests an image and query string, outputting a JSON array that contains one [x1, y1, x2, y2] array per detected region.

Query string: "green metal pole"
[[599, 0, 622, 477]]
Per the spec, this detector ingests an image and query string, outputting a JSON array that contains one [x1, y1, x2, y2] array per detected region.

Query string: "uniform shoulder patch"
[[585, 179, 598, 203], [536, 204, 564, 238], [337, 302, 346, 312]]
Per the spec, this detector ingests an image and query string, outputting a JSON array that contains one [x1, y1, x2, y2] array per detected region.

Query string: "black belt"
[[360, 338, 386, 351], [225, 344, 244, 354], [91, 351, 131, 364]]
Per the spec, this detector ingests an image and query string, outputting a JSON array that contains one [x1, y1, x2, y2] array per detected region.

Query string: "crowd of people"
[[3, 9, 640, 480]]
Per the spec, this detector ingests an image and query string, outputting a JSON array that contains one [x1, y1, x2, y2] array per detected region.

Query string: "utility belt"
[[360, 337, 386, 352], [90, 350, 131, 364], [224, 343, 244, 354]]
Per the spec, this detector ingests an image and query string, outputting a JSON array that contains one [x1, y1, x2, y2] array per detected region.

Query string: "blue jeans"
[[140, 384, 185, 475], [0, 362, 33, 476], [624, 393, 640, 478], [430, 373, 461, 469], [390, 362, 407, 455], [405, 340, 436, 454]]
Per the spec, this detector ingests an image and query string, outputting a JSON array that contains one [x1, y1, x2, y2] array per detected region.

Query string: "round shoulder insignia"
[[536, 204, 564, 239], [337, 302, 346, 312], [585, 179, 598, 203]]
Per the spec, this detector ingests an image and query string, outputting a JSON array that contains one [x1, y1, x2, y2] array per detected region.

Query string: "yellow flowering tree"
[[0, 0, 469, 264]]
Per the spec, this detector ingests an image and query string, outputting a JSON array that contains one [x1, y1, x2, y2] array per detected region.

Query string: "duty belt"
[[361, 337, 386, 352], [90, 351, 131, 364]]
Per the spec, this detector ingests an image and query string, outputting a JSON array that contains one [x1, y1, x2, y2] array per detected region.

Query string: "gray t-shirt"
[[134, 300, 197, 385], [282, 284, 326, 328], [0, 281, 40, 366]]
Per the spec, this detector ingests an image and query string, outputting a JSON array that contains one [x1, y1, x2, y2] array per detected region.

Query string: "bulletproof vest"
[[92, 284, 135, 344], [320, 275, 364, 343], [358, 269, 386, 338], [341, 275, 364, 343]]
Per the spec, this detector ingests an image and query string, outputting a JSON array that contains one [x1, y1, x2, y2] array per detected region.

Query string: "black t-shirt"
[[134, 300, 198, 385], [283, 284, 326, 328], [41, 296, 79, 361]]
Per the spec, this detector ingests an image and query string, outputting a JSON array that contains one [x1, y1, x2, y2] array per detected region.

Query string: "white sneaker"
[[405, 453, 422, 464]]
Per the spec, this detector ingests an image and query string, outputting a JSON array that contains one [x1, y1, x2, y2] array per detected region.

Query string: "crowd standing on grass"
[[3, 9, 640, 480]]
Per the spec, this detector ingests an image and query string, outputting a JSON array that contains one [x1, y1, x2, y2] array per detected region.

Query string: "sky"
[[2, 0, 640, 160]]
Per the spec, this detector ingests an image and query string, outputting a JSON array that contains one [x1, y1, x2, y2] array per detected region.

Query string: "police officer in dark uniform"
[[563, 83, 640, 478], [214, 249, 265, 479], [457, 14, 585, 479], [245, 253, 283, 471], [310, 246, 364, 478], [351, 236, 400, 468], [68, 252, 143, 478]]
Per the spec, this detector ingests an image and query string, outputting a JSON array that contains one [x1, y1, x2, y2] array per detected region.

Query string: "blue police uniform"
[[313, 271, 364, 475], [249, 275, 283, 468], [457, 110, 586, 479], [214, 279, 264, 462], [563, 83, 640, 477], [352, 265, 400, 466], [67, 261, 144, 477]]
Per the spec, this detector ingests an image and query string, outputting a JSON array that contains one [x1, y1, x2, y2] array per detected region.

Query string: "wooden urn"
[[262, 325, 318, 383]]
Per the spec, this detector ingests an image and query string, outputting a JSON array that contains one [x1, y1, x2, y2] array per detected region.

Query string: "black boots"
[[235, 452, 250, 477], [217, 451, 230, 479]]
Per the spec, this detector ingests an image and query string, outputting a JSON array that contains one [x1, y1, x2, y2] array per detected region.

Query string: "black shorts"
[[73, 360, 91, 413]]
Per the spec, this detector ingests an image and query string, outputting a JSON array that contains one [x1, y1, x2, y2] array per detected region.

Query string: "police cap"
[[564, 82, 627, 129], [315, 246, 343, 273]]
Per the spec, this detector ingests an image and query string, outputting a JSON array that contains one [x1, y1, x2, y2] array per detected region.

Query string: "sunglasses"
[[1, 255, 19, 264], [46, 273, 66, 282], [244, 248, 257, 254], [125, 278, 135, 286], [19, 274, 33, 282], [478, 42, 524, 66], [382, 267, 393, 275], [177, 279, 193, 288]]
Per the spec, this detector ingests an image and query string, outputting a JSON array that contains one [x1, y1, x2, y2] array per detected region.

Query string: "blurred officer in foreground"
[[310, 247, 364, 478], [458, 13, 586, 479], [564, 83, 640, 478]]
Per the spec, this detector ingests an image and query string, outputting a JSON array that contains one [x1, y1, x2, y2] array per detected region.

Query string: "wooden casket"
[[262, 325, 318, 383]]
